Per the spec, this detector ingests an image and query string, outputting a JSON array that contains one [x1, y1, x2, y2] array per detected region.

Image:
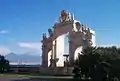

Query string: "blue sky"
[[0, 0, 120, 56]]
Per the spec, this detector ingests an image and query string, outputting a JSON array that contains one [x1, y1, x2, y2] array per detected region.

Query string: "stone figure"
[[43, 33, 47, 40], [75, 22, 81, 31], [86, 30, 92, 39], [81, 27, 84, 32], [67, 12, 72, 21], [48, 28, 53, 37], [60, 10, 67, 22], [83, 30, 93, 47], [59, 10, 72, 22]]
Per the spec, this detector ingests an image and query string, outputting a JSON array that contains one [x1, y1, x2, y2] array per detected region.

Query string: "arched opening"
[[55, 32, 69, 67], [74, 46, 83, 60], [56, 34, 66, 67], [48, 50, 52, 67]]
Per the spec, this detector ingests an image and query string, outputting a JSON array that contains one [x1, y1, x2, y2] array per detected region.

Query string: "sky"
[[0, 0, 120, 56]]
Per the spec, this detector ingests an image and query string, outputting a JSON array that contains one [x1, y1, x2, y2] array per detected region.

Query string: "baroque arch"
[[41, 10, 96, 67]]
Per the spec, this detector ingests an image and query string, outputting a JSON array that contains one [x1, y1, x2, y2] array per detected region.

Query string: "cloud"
[[18, 42, 41, 50], [0, 46, 11, 56], [0, 30, 9, 34], [17, 42, 42, 56]]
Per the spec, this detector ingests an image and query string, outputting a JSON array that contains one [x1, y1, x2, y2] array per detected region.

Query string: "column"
[[69, 40, 74, 66], [52, 40, 55, 59], [54, 40, 57, 59], [50, 40, 57, 67]]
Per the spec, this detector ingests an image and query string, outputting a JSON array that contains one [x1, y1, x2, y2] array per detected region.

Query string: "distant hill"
[[5, 53, 42, 65]]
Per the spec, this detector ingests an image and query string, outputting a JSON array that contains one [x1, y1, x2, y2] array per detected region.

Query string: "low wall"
[[9, 65, 74, 75], [9, 65, 40, 74], [39, 67, 74, 75], [39, 67, 55, 75]]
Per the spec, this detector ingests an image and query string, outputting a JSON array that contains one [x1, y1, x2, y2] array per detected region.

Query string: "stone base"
[[39, 67, 74, 75]]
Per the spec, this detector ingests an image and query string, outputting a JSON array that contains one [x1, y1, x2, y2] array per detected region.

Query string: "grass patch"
[[0, 73, 73, 79], [0, 74, 31, 79]]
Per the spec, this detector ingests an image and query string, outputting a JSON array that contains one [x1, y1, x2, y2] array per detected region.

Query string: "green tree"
[[73, 47, 112, 81], [0, 55, 10, 73]]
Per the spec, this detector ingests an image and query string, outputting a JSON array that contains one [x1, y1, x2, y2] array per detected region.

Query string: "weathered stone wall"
[[9, 66, 40, 74], [39, 67, 74, 75]]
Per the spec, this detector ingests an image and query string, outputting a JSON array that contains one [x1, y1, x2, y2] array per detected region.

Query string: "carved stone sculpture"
[[48, 28, 53, 37], [59, 10, 72, 22], [42, 33, 47, 40]]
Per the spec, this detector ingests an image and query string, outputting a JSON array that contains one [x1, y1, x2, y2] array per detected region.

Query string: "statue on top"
[[48, 28, 53, 37], [42, 33, 47, 40], [59, 10, 72, 22]]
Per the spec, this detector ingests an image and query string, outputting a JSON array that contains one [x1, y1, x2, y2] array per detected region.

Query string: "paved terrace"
[[0, 74, 73, 81]]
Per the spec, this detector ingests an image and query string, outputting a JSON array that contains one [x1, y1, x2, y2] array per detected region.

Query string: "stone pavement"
[[0, 76, 72, 81]]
